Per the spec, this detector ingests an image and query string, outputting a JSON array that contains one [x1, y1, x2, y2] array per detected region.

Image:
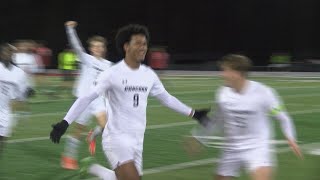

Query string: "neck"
[[124, 57, 140, 69], [233, 78, 247, 93]]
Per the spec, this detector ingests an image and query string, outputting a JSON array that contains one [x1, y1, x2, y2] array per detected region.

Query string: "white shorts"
[[75, 97, 106, 126], [0, 114, 15, 137], [102, 133, 144, 176], [216, 147, 276, 177]]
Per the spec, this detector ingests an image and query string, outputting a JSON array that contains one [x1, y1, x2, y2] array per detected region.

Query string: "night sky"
[[1, 0, 320, 65]]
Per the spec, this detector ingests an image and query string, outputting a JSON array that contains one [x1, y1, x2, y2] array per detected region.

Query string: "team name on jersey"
[[124, 86, 148, 93], [228, 109, 255, 115]]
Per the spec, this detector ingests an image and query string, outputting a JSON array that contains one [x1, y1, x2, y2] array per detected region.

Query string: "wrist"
[[189, 109, 195, 117]]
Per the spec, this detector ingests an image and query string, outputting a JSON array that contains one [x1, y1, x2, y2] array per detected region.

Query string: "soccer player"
[[190, 54, 302, 180], [50, 24, 209, 180], [0, 43, 29, 156], [60, 21, 113, 170]]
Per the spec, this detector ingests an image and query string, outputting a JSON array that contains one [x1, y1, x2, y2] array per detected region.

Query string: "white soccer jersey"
[[0, 63, 27, 128], [94, 60, 166, 136], [215, 80, 283, 150], [66, 27, 113, 97]]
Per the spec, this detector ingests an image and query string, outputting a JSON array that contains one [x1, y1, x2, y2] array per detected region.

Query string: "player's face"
[[220, 66, 242, 87], [125, 34, 148, 63], [89, 41, 106, 58]]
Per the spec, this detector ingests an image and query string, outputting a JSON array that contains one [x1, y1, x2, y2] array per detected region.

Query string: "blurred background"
[[0, 0, 320, 180], [1, 0, 320, 71]]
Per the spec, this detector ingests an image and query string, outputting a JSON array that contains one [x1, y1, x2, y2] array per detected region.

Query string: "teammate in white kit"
[[190, 54, 302, 180], [50, 24, 209, 180], [61, 21, 113, 170], [0, 43, 29, 156]]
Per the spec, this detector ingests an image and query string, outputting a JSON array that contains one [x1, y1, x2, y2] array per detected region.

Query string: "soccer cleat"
[[61, 155, 79, 170], [79, 156, 95, 177], [87, 129, 96, 155]]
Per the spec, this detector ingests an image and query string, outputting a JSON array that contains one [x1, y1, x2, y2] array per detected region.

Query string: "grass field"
[[0, 74, 320, 180]]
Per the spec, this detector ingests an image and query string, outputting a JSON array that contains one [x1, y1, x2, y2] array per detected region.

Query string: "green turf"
[[0, 75, 320, 179]]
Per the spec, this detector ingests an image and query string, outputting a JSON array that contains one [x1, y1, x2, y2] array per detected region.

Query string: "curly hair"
[[115, 24, 150, 57]]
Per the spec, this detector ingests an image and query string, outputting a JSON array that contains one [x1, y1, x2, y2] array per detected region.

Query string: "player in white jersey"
[[61, 21, 113, 170], [50, 24, 209, 180], [189, 54, 302, 180], [0, 43, 29, 156]]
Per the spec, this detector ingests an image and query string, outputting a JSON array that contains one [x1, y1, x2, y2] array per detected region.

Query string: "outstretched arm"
[[50, 92, 99, 143], [65, 21, 87, 63], [50, 69, 112, 144], [154, 90, 193, 116], [154, 90, 210, 125]]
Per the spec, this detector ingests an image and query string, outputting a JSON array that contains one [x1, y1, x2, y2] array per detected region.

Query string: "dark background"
[[1, 0, 320, 68]]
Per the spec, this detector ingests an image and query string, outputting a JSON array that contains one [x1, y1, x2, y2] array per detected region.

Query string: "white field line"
[[7, 107, 320, 144], [21, 91, 320, 118]]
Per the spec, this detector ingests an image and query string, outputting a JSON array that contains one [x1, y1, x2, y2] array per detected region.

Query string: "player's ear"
[[123, 42, 129, 53]]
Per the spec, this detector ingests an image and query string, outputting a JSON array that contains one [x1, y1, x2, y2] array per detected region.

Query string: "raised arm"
[[65, 21, 87, 62]]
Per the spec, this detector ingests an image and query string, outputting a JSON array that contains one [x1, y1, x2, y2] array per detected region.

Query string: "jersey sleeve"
[[149, 70, 165, 96], [265, 87, 285, 115], [66, 26, 88, 64], [265, 87, 297, 140]]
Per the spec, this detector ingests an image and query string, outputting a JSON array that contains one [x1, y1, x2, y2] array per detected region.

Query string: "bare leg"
[[115, 161, 141, 180], [250, 167, 273, 180]]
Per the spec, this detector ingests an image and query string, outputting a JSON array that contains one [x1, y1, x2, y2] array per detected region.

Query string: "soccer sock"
[[63, 136, 81, 159], [89, 164, 117, 180], [92, 126, 102, 140]]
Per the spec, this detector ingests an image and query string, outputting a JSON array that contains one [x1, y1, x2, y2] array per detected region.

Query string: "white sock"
[[63, 136, 81, 159], [90, 126, 102, 141], [89, 164, 117, 180]]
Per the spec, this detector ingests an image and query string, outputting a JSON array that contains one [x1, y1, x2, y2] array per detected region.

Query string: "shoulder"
[[101, 59, 114, 66], [215, 85, 229, 100], [142, 64, 157, 75], [143, 65, 160, 81], [99, 61, 121, 77], [250, 80, 276, 96]]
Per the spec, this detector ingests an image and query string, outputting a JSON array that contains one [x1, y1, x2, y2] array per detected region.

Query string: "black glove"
[[192, 109, 211, 127], [50, 120, 69, 144], [25, 87, 35, 98]]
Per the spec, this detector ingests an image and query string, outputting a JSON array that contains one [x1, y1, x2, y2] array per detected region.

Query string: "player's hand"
[[192, 108, 211, 127], [24, 87, 35, 98], [287, 138, 303, 159], [65, 21, 78, 28], [50, 120, 69, 144]]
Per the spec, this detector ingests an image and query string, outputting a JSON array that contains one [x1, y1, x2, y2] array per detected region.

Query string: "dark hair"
[[87, 35, 107, 46], [0, 43, 16, 67], [0, 43, 15, 55], [115, 24, 150, 57], [219, 54, 252, 76]]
